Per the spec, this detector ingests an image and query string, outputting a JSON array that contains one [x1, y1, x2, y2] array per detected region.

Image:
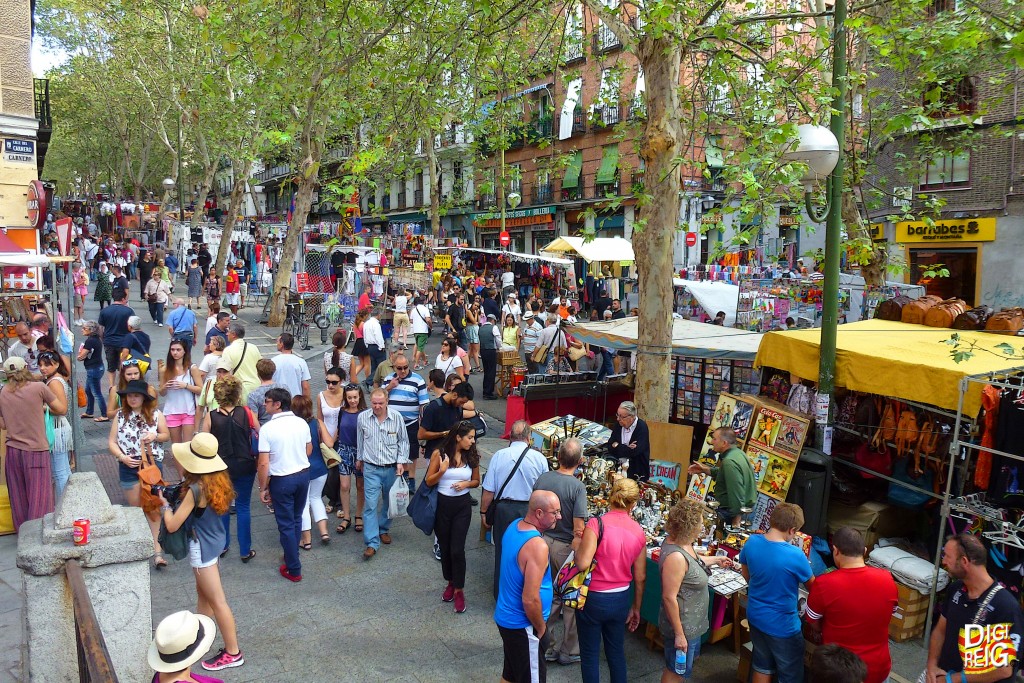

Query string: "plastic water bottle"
[[674, 648, 687, 674]]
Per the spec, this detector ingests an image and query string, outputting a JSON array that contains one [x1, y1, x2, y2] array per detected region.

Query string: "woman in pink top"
[[573, 477, 647, 683]]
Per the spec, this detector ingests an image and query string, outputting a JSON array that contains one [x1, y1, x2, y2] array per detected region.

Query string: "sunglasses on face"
[[394, 365, 409, 371], [38, 351, 60, 363], [326, 379, 341, 386]]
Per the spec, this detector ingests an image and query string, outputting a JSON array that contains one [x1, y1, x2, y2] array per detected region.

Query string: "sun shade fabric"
[[562, 151, 583, 190], [754, 319, 1024, 415], [541, 236, 635, 263], [705, 138, 725, 169], [559, 78, 583, 141], [596, 146, 619, 184], [570, 316, 762, 359]]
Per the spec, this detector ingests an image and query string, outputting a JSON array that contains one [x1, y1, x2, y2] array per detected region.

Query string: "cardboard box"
[[889, 581, 929, 642]]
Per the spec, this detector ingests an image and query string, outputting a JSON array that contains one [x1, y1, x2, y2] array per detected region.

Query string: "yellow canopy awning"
[[754, 319, 1023, 416]]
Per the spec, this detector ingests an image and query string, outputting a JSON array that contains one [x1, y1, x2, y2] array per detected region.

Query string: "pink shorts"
[[164, 413, 196, 428]]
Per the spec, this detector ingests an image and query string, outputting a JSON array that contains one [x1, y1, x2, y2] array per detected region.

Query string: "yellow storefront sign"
[[895, 217, 996, 244], [433, 254, 453, 270]]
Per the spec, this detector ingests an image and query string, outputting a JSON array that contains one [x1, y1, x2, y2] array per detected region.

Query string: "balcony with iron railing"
[[628, 96, 647, 121], [325, 142, 354, 162], [477, 193, 497, 209], [529, 116, 554, 142], [630, 170, 645, 193], [594, 178, 621, 198], [255, 164, 292, 184], [593, 26, 622, 54], [563, 38, 586, 64], [534, 181, 554, 205], [561, 107, 587, 138], [702, 170, 726, 194], [561, 182, 583, 202], [593, 104, 622, 129]]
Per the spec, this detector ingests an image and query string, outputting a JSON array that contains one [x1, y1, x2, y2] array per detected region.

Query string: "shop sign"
[[56, 217, 72, 255], [649, 460, 682, 490], [433, 253, 453, 270], [778, 214, 800, 227], [895, 217, 996, 243], [471, 206, 556, 222], [868, 223, 886, 242], [27, 180, 47, 230], [3, 139, 35, 165], [413, 262, 425, 271], [701, 213, 721, 224]]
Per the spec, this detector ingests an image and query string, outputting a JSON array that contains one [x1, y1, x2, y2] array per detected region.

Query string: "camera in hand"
[[151, 483, 183, 504]]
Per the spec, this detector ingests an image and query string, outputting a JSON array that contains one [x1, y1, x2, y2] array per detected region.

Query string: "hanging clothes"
[[976, 384, 1001, 489]]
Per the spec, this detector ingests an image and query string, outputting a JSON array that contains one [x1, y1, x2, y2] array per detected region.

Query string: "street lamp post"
[[782, 0, 848, 453]]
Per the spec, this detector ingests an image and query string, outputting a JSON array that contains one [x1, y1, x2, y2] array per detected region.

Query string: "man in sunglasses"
[[381, 352, 428, 494]]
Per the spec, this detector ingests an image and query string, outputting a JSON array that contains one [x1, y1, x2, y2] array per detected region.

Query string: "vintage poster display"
[[758, 452, 799, 500]]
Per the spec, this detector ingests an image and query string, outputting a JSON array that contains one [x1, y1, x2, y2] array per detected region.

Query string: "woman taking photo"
[[291, 395, 330, 548], [160, 340, 203, 451], [350, 308, 370, 385], [317, 366, 346, 516], [0, 356, 66, 530], [573, 477, 647, 683], [324, 382, 365, 534], [38, 351, 74, 498], [201, 375, 257, 563], [464, 302, 482, 374], [435, 337, 465, 381], [145, 268, 173, 326], [108, 379, 171, 568], [79, 320, 107, 420], [502, 313, 520, 349], [158, 433, 244, 672], [659, 499, 733, 681], [424, 421, 480, 614]]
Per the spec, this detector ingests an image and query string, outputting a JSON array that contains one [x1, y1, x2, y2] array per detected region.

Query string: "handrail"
[[65, 560, 119, 683]]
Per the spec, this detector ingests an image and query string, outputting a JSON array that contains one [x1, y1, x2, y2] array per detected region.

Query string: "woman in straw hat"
[[156, 433, 244, 673], [148, 610, 223, 683]]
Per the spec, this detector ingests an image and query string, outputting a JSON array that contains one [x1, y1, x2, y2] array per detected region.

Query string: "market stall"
[[541, 236, 635, 311], [436, 246, 575, 305]]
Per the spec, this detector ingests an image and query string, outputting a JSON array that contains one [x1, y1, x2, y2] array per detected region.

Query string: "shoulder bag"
[[137, 439, 166, 515], [484, 443, 532, 528], [157, 483, 200, 561], [231, 341, 249, 375], [413, 305, 432, 338], [408, 478, 439, 535], [554, 516, 604, 610], [243, 406, 260, 459]]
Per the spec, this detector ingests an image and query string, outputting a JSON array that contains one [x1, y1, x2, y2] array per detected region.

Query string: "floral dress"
[[94, 270, 113, 303], [116, 410, 165, 464], [186, 265, 203, 298]]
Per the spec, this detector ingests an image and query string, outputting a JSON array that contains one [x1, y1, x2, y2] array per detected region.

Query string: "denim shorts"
[[118, 459, 162, 489], [662, 635, 701, 678], [749, 626, 805, 681]]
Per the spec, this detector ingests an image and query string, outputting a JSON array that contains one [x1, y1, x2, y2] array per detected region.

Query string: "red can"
[[72, 518, 90, 546]]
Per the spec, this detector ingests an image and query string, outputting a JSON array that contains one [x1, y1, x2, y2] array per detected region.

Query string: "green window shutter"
[[595, 145, 619, 184], [562, 151, 583, 190]]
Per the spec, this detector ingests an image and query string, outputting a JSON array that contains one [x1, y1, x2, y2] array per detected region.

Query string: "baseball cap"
[[486, 313, 497, 321], [3, 356, 27, 373]]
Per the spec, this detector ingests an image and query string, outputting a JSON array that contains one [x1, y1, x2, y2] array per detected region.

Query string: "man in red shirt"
[[224, 263, 241, 319], [805, 527, 898, 683]]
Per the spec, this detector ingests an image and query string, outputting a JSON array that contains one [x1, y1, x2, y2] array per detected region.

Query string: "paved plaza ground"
[[0, 287, 927, 682]]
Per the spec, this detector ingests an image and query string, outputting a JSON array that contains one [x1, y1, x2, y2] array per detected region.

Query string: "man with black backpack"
[[480, 419, 549, 600]]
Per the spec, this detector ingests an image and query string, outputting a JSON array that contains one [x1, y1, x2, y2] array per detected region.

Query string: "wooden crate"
[[889, 582, 929, 642]]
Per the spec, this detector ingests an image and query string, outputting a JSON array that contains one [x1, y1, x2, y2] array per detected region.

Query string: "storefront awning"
[[562, 151, 583, 190], [435, 245, 571, 265], [541, 235, 635, 263], [705, 137, 724, 169], [754, 319, 1024, 415], [596, 145, 620, 184], [571, 316, 763, 359]]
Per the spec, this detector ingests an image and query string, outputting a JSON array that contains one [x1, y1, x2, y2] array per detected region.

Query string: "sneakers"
[[558, 654, 582, 665], [442, 583, 455, 602], [545, 649, 559, 663], [278, 564, 302, 582], [433, 540, 442, 561], [230, 314, 237, 320], [201, 648, 244, 671], [453, 591, 466, 613]]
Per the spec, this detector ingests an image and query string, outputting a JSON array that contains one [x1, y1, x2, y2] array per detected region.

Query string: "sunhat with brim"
[[171, 433, 227, 475], [148, 611, 217, 673], [117, 379, 155, 400]]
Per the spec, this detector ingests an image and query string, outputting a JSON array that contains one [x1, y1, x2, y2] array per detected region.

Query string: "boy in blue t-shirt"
[[738, 502, 814, 683]]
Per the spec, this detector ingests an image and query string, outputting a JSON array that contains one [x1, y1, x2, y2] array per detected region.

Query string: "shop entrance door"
[[909, 247, 978, 305]]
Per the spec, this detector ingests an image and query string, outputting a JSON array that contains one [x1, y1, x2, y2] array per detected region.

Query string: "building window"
[[919, 149, 970, 189], [508, 164, 522, 197], [563, 4, 585, 63], [923, 77, 975, 118]]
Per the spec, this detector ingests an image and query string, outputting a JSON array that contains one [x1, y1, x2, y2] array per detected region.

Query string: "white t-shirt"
[[258, 411, 312, 476], [271, 353, 311, 397], [502, 303, 521, 321], [198, 353, 221, 375], [394, 295, 408, 313], [501, 271, 515, 288], [410, 304, 431, 334]]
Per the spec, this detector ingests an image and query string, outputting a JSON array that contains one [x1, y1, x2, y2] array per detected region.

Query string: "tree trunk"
[[632, 39, 684, 424], [214, 159, 254, 277], [248, 181, 263, 219], [193, 164, 217, 228], [426, 138, 440, 235]]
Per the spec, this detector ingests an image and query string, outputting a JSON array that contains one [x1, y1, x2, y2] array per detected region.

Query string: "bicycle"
[[282, 294, 311, 350]]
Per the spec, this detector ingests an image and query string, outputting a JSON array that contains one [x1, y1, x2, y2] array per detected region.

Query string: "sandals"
[[300, 542, 313, 551], [337, 509, 347, 519], [94, 416, 109, 423], [81, 413, 94, 419], [336, 517, 351, 534], [324, 504, 334, 514], [354, 516, 364, 532], [153, 554, 168, 570], [320, 533, 331, 545]]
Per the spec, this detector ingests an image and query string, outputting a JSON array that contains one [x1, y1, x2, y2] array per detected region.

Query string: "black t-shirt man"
[[447, 301, 466, 335], [938, 580, 1024, 674], [419, 395, 465, 459], [98, 300, 135, 371]]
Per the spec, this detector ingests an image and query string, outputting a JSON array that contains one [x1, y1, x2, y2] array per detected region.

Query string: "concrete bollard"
[[16, 471, 153, 682]]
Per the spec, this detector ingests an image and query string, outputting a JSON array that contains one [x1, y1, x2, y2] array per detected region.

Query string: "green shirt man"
[[687, 427, 757, 525]]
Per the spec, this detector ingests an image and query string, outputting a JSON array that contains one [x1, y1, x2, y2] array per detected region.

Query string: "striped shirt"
[[522, 321, 542, 352], [383, 372, 429, 425], [356, 408, 410, 466]]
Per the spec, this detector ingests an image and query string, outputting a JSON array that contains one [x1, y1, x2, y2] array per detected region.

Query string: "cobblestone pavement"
[[0, 286, 925, 682]]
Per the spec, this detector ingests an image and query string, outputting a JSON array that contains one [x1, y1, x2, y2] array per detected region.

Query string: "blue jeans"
[[749, 625, 805, 683], [598, 349, 615, 381], [577, 589, 632, 683], [149, 301, 165, 325], [221, 472, 256, 557], [361, 462, 397, 550], [368, 345, 386, 379], [662, 634, 702, 678], [51, 450, 71, 498], [268, 469, 310, 576], [85, 366, 107, 416]]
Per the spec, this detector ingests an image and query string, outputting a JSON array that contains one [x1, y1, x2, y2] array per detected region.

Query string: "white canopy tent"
[[673, 279, 740, 326], [0, 252, 50, 268], [569, 316, 763, 360], [541, 236, 635, 263]]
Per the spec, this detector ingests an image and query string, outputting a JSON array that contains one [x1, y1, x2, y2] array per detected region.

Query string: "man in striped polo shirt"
[[382, 352, 429, 494]]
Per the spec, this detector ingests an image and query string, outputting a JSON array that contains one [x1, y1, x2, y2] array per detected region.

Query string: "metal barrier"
[[65, 559, 119, 683]]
